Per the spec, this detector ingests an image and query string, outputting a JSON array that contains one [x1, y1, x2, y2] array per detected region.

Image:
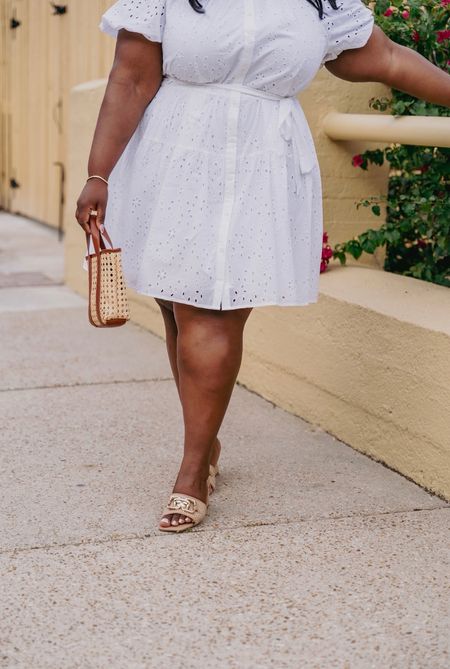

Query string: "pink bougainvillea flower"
[[437, 30, 450, 43], [401, 10, 409, 18], [352, 154, 364, 167], [383, 7, 394, 16], [441, 0, 450, 6], [412, 30, 420, 42], [320, 234, 333, 273]]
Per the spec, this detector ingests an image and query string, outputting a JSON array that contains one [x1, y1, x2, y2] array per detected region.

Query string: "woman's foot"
[[159, 466, 209, 529], [208, 437, 221, 493], [159, 438, 221, 529]]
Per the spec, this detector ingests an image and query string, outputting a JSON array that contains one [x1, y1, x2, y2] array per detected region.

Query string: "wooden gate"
[[0, 0, 114, 230]]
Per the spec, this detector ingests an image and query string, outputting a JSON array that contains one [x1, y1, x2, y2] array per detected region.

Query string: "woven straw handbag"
[[85, 215, 130, 328]]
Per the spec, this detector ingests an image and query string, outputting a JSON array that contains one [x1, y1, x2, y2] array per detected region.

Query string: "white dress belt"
[[163, 75, 289, 102], [161, 76, 317, 191]]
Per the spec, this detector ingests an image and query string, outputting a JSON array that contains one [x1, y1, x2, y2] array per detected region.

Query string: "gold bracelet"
[[87, 175, 109, 186]]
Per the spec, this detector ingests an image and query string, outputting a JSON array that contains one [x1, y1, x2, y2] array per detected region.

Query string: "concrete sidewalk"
[[1, 212, 449, 669]]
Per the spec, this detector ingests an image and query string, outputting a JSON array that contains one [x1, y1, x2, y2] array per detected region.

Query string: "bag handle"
[[85, 214, 114, 255]]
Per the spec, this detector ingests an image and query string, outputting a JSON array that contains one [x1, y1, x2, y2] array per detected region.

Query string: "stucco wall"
[[299, 69, 389, 258], [64, 78, 450, 500]]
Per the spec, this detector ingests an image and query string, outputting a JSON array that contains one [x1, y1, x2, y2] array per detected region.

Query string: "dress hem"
[[130, 285, 319, 310]]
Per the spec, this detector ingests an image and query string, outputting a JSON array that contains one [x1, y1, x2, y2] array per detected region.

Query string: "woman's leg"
[[155, 298, 180, 391], [155, 297, 222, 483], [159, 302, 252, 528]]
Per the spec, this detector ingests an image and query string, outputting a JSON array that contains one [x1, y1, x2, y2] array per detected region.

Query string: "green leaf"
[[371, 205, 381, 216]]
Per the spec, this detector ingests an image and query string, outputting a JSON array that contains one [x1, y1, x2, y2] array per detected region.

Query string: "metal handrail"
[[323, 112, 450, 148]]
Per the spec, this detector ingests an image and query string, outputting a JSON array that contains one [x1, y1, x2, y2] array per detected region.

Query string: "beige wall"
[[64, 79, 450, 500], [300, 71, 390, 255], [240, 271, 450, 500]]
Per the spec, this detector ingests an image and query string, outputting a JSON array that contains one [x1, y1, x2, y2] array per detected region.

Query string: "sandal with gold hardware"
[[159, 492, 209, 533]]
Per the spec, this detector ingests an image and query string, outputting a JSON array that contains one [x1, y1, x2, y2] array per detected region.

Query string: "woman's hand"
[[75, 180, 108, 233]]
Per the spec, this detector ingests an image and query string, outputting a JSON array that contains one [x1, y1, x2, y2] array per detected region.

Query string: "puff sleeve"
[[99, 0, 166, 43], [322, 0, 375, 64]]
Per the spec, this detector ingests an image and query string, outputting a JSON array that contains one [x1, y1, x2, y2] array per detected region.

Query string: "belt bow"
[[277, 97, 317, 194]]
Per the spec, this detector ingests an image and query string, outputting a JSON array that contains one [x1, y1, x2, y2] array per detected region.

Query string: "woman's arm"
[[76, 30, 163, 232], [325, 26, 450, 108]]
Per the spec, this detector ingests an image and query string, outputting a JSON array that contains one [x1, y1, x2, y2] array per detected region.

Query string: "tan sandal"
[[159, 492, 208, 533], [207, 437, 221, 494], [207, 463, 220, 494]]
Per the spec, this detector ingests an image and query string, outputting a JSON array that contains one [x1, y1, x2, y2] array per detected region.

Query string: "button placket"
[[212, 0, 257, 309]]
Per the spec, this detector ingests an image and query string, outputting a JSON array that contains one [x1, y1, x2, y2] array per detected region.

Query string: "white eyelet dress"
[[96, 0, 374, 310]]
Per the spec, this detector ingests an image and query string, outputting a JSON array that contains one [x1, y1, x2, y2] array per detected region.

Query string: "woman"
[[76, 0, 450, 533]]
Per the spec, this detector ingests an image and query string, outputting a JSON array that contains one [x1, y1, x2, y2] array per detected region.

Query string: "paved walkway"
[[0, 213, 449, 669]]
